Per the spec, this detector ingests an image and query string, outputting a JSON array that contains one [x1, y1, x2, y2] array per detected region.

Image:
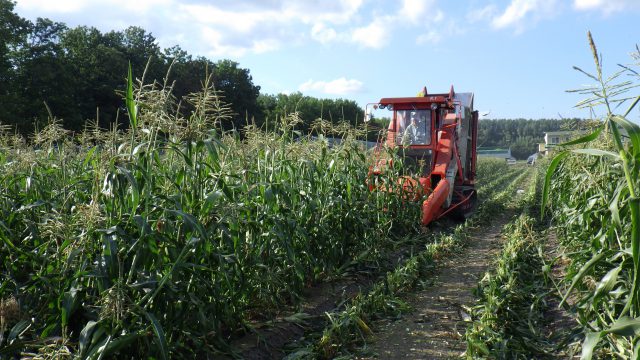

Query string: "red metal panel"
[[422, 178, 449, 225], [379, 96, 448, 105], [432, 129, 453, 177]]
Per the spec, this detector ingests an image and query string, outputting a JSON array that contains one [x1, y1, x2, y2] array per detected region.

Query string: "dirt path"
[[359, 214, 512, 359]]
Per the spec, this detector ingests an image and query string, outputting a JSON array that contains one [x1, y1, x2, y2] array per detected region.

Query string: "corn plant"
[[292, 157, 530, 359], [542, 33, 640, 359], [0, 65, 420, 358]]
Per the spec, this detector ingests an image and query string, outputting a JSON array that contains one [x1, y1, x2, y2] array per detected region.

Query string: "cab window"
[[395, 110, 431, 145]]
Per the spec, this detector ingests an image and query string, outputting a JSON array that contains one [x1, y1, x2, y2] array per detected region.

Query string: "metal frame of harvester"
[[367, 85, 478, 226]]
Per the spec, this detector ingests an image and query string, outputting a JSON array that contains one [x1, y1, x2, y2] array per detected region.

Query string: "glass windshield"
[[396, 110, 431, 145]]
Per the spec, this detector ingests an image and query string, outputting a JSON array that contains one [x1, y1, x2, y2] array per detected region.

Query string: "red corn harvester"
[[366, 85, 478, 226]]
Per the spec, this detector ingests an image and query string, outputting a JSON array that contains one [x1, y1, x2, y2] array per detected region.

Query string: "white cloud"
[[253, 39, 281, 54], [299, 78, 364, 95], [573, 0, 639, 14], [16, 0, 87, 13], [285, 0, 364, 24], [177, 4, 282, 33], [16, 0, 173, 14], [415, 19, 463, 45], [399, 0, 432, 24], [16, 0, 366, 57], [13, 0, 455, 56], [200, 27, 282, 58], [466, 4, 498, 23], [491, 0, 559, 32], [170, 1, 368, 55], [416, 30, 442, 44], [349, 0, 444, 49], [311, 23, 338, 44], [351, 19, 392, 49]]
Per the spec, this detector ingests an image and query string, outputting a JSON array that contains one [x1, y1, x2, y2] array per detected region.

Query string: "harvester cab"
[[366, 85, 478, 226]]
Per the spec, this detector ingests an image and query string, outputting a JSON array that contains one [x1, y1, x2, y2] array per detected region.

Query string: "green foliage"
[[0, 4, 355, 140], [0, 4, 263, 136], [296, 159, 532, 359], [0, 0, 30, 125], [0, 67, 417, 358], [464, 215, 549, 359], [479, 118, 585, 159], [541, 33, 640, 358], [258, 92, 364, 135], [210, 59, 262, 129]]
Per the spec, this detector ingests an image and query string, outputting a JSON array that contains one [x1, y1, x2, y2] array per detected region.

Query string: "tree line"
[[1, 1, 583, 149], [478, 118, 584, 159], [0, 0, 362, 137]]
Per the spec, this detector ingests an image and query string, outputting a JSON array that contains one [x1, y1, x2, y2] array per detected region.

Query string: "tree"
[[0, 0, 29, 127], [119, 26, 164, 85], [12, 18, 78, 133], [257, 92, 363, 134], [61, 26, 128, 130], [477, 118, 585, 159], [211, 59, 261, 130]]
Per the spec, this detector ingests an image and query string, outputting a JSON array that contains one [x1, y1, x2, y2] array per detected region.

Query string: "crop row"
[[464, 166, 549, 358], [285, 158, 532, 359], [467, 35, 640, 359], [0, 76, 421, 358], [540, 36, 640, 359]]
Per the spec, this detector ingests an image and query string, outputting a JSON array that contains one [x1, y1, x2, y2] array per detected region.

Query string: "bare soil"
[[357, 214, 511, 359]]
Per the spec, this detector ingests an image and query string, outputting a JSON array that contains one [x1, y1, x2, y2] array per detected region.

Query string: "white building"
[[540, 131, 574, 154]]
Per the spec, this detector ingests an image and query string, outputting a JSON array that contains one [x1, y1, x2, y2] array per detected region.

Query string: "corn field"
[[540, 34, 640, 358], [3, 31, 638, 360], [0, 69, 423, 358], [464, 33, 640, 359]]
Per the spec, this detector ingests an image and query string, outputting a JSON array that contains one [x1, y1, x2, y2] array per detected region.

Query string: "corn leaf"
[[559, 252, 605, 307], [126, 63, 137, 129], [79, 321, 99, 358], [612, 115, 640, 158], [594, 265, 622, 299], [541, 151, 569, 218], [624, 95, 640, 118], [580, 331, 602, 360], [571, 149, 620, 159], [144, 311, 169, 360], [95, 332, 144, 359], [7, 320, 30, 343], [603, 316, 640, 336], [560, 125, 603, 147], [609, 183, 627, 228]]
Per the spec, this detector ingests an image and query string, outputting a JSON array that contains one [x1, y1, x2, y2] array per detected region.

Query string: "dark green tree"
[[12, 18, 77, 133], [258, 92, 363, 134], [0, 0, 29, 127], [211, 59, 262, 130]]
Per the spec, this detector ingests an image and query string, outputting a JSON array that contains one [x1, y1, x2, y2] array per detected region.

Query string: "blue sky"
[[13, 0, 640, 120]]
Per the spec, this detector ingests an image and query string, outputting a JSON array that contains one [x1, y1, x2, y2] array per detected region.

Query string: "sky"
[[13, 0, 640, 120]]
